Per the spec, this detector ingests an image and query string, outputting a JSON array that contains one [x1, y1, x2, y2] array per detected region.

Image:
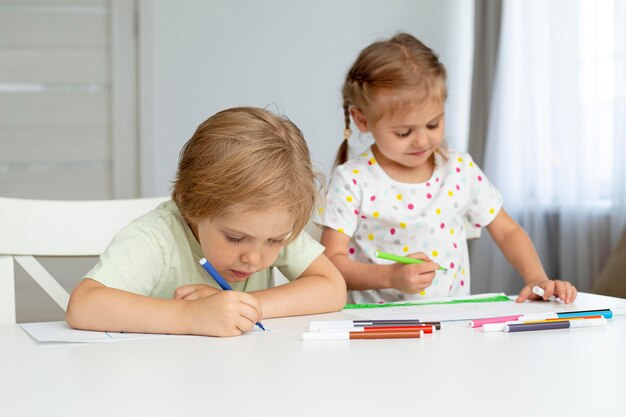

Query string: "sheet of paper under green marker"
[[343, 294, 511, 309], [375, 250, 447, 271]]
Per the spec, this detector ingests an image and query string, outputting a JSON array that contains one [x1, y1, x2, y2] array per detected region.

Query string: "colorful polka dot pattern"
[[314, 148, 504, 304]]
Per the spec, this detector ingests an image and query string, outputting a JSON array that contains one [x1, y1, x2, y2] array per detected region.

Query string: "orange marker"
[[522, 315, 602, 324]]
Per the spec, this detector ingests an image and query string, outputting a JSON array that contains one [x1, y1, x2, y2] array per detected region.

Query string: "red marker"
[[302, 330, 423, 341], [309, 320, 440, 331], [342, 325, 435, 334]]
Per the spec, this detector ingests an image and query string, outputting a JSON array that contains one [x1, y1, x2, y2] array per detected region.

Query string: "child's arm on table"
[[174, 254, 346, 318], [321, 227, 439, 294], [249, 253, 346, 318], [174, 254, 346, 317], [66, 278, 262, 337], [486, 208, 578, 303]]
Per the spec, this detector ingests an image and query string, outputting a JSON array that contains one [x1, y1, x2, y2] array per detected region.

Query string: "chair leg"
[[14, 256, 70, 312], [0, 255, 17, 324]]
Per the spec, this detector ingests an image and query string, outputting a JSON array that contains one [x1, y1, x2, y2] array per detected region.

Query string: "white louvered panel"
[[0, 0, 107, 5], [110, 0, 137, 198], [0, 165, 111, 199], [0, 0, 115, 201], [0, 0, 137, 202], [0, 7, 108, 48], [0, 127, 109, 163], [0, 49, 108, 83], [0, 91, 109, 128]]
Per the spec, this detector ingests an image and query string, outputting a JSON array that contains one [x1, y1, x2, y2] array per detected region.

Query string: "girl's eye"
[[427, 123, 440, 130], [268, 238, 285, 246], [397, 129, 412, 138], [226, 235, 243, 244]]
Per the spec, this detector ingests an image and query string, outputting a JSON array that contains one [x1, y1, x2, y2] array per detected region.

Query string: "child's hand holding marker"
[[375, 251, 443, 294], [185, 291, 264, 337], [375, 251, 447, 271], [532, 285, 560, 302], [199, 258, 266, 332], [516, 279, 578, 304]]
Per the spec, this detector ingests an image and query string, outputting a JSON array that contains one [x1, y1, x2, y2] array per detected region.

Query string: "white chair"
[[0, 196, 169, 325]]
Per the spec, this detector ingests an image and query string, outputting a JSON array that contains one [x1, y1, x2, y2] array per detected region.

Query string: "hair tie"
[[343, 128, 352, 141]]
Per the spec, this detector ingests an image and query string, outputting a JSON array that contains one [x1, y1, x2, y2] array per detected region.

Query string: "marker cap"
[[611, 307, 626, 316], [302, 332, 350, 341], [482, 322, 520, 332], [308, 321, 355, 331], [470, 315, 521, 328]]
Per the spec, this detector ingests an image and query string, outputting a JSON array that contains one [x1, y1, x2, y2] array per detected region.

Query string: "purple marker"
[[504, 317, 606, 332]]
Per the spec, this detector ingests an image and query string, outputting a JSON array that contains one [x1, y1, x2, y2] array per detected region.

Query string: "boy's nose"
[[241, 250, 261, 266]]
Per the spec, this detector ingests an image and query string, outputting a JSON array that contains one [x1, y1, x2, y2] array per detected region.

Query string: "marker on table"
[[469, 315, 522, 328], [314, 325, 436, 334], [482, 322, 513, 332], [199, 257, 266, 331], [483, 315, 605, 332], [532, 285, 559, 302], [504, 317, 606, 333], [519, 307, 626, 321], [309, 319, 433, 330], [309, 320, 441, 331], [302, 330, 423, 341], [375, 250, 447, 271], [521, 315, 603, 324]]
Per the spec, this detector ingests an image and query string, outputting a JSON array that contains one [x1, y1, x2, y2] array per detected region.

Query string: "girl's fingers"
[[516, 285, 534, 303], [543, 279, 556, 299], [561, 282, 577, 304], [407, 252, 432, 262], [550, 280, 564, 300]]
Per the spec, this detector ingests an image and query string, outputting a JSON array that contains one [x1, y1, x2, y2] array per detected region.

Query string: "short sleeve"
[[85, 220, 165, 296], [273, 231, 325, 281], [315, 165, 361, 237], [463, 155, 504, 228]]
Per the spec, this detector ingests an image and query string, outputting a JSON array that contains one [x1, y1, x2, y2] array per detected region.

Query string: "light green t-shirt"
[[86, 200, 324, 298]]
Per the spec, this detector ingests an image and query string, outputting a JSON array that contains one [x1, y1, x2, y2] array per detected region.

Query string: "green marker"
[[375, 250, 447, 271]]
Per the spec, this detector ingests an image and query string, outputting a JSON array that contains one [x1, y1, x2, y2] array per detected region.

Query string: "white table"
[[1, 292, 626, 417]]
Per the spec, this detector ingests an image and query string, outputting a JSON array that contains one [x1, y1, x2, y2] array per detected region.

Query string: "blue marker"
[[199, 258, 266, 331], [519, 307, 626, 321]]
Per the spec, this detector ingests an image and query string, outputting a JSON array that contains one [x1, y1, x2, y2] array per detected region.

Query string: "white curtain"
[[470, 0, 626, 295]]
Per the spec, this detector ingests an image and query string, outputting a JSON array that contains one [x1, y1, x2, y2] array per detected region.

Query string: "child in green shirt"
[[67, 107, 347, 337]]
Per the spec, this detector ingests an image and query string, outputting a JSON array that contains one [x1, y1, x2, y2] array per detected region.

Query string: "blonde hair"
[[336, 33, 448, 166], [172, 107, 322, 243]]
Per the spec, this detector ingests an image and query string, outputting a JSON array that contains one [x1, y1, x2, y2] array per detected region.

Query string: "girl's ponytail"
[[333, 99, 352, 167]]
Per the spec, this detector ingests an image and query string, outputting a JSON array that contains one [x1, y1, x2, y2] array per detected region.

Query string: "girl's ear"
[[350, 108, 370, 133]]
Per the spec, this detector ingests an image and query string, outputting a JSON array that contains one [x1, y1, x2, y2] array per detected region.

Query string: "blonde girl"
[[316, 33, 576, 304]]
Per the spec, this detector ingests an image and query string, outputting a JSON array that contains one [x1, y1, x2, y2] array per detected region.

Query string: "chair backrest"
[[0, 196, 169, 325]]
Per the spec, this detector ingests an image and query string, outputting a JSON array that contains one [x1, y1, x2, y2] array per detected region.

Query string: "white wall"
[[139, 0, 474, 197]]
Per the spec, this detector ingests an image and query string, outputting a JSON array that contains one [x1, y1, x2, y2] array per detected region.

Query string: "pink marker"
[[469, 315, 523, 328]]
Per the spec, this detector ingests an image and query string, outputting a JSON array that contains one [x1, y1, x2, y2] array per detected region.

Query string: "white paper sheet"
[[18, 321, 185, 343], [19, 321, 270, 343], [345, 292, 626, 322]]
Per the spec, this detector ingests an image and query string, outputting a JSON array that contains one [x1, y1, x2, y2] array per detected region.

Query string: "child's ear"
[[350, 108, 369, 133]]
